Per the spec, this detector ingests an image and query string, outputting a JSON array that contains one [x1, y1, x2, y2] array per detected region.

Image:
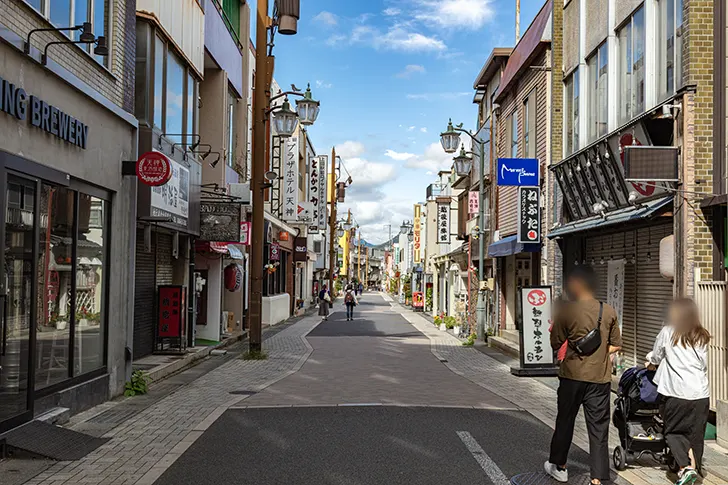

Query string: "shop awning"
[[547, 196, 672, 239], [198, 241, 245, 260], [487, 235, 540, 258]]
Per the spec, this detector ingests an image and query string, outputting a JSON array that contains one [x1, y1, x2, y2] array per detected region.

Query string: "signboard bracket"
[[121, 161, 136, 176]]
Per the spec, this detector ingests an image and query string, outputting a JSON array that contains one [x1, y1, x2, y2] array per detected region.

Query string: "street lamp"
[[440, 119, 461, 154], [439, 118, 488, 340], [272, 98, 299, 137], [453, 146, 473, 177], [296, 84, 320, 126], [407, 230, 414, 243]]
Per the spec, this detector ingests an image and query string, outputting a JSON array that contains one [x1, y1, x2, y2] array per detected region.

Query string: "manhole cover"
[[229, 390, 257, 396]]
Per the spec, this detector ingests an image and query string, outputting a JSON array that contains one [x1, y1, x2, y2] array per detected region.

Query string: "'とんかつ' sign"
[[520, 286, 553, 366]]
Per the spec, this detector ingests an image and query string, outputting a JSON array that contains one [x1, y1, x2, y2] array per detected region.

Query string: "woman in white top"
[[648, 298, 710, 485]]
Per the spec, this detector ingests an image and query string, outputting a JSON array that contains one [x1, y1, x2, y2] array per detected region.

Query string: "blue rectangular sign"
[[497, 158, 540, 186]]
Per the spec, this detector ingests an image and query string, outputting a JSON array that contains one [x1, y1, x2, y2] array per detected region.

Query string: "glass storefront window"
[[74, 196, 106, 375], [36, 185, 75, 389], [154, 35, 165, 130]]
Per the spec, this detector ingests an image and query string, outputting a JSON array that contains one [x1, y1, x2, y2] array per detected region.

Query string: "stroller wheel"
[[666, 453, 680, 474], [613, 446, 627, 471]]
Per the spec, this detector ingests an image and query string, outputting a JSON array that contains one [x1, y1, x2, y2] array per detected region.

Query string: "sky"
[[260, 0, 543, 244]]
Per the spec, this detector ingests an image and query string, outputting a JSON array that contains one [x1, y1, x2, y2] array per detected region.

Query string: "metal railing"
[[696, 281, 728, 410]]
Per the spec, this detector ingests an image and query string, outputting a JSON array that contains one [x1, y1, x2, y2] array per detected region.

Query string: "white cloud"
[[313, 11, 338, 26], [325, 34, 347, 46], [396, 64, 426, 78], [383, 7, 401, 16], [420, 127, 428, 133], [336, 141, 366, 159], [315, 80, 333, 89], [343, 158, 397, 187], [342, 24, 446, 52], [385, 149, 416, 161], [407, 126, 416, 132], [414, 0, 495, 30], [404, 142, 459, 173]]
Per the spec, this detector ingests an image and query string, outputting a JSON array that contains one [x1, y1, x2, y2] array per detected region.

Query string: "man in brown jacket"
[[545, 266, 622, 485]]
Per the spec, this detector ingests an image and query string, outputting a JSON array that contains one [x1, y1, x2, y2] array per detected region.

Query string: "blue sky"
[[262, 0, 543, 243]]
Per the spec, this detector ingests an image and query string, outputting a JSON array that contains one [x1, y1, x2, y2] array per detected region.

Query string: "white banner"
[[151, 158, 189, 226], [437, 202, 449, 244], [308, 155, 320, 232], [607, 259, 625, 332], [318, 155, 328, 232], [283, 136, 299, 221], [521, 287, 554, 366]]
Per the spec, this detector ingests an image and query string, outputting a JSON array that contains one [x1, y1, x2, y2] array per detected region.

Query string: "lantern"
[[452, 146, 473, 177], [224, 264, 244, 292], [439, 119, 461, 154], [272, 98, 299, 137], [296, 84, 320, 126]]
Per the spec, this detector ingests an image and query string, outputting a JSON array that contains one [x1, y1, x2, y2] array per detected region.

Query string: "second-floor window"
[[24, 0, 109, 67], [618, 6, 646, 124], [565, 70, 579, 155], [657, 0, 684, 100], [587, 42, 608, 141], [227, 88, 237, 166], [523, 91, 537, 158], [136, 22, 199, 143]]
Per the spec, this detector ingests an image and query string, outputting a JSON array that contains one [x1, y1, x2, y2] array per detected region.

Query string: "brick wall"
[[549, 1, 565, 294], [2, 0, 134, 112], [682, 0, 715, 288]]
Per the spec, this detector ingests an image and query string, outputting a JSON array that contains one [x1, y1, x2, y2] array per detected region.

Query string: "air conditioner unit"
[[228, 183, 251, 204]]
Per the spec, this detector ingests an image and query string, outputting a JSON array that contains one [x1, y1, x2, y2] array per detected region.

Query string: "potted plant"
[[443, 316, 456, 332], [50, 312, 68, 330], [434, 315, 442, 327], [76, 307, 89, 327]]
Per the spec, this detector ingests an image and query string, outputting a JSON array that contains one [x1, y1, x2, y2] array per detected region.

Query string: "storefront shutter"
[[634, 223, 674, 363], [586, 232, 638, 365]]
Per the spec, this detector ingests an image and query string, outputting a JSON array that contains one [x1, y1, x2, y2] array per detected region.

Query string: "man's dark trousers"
[[549, 377, 611, 480]]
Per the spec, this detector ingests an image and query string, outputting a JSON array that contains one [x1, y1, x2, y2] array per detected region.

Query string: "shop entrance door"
[[0, 174, 39, 433]]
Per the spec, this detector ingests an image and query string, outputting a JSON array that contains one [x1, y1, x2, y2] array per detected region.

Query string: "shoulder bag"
[[570, 302, 603, 356]]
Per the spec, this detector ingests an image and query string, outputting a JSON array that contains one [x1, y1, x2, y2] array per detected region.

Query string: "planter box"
[[439, 324, 447, 332]]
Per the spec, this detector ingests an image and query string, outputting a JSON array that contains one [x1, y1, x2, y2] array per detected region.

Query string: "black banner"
[[517, 186, 540, 244]]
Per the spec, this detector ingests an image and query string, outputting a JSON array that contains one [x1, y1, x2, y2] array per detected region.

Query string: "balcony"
[[426, 184, 442, 200]]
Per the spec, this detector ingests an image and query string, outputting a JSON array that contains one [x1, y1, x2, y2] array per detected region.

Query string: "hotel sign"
[[0, 75, 89, 149]]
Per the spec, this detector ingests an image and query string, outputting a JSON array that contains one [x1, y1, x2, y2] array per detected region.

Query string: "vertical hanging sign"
[[468, 191, 479, 215], [607, 259, 625, 333], [283, 136, 299, 221], [437, 198, 450, 244], [517, 186, 540, 244], [318, 155, 328, 232], [413, 204, 422, 263], [308, 155, 320, 232]]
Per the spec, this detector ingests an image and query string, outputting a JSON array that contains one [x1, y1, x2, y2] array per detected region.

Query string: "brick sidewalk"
[[388, 296, 723, 485], [24, 312, 322, 485]]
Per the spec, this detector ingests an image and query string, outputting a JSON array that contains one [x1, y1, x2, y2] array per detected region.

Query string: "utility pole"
[[328, 147, 337, 292], [249, 0, 270, 353], [365, 247, 369, 288], [515, 0, 521, 43]]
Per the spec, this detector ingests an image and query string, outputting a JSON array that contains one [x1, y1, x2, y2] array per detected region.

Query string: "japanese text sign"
[[269, 242, 281, 261], [151, 158, 189, 226], [517, 186, 540, 244], [283, 136, 299, 221], [318, 156, 328, 231], [520, 286, 553, 366], [468, 191, 479, 215], [413, 204, 422, 263], [437, 201, 450, 244], [497, 158, 539, 186], [240, 221, 251, 246]]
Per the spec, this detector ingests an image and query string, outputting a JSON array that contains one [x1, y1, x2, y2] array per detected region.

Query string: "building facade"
[[0, 0, 137, 432]]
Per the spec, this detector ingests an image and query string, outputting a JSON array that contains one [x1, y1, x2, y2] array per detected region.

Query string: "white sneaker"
[[544, 461, 568, 483]]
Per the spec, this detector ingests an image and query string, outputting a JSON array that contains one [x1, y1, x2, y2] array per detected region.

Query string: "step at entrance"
[[0, 420, 108, 461]]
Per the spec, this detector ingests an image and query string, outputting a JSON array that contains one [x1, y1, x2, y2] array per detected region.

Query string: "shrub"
[[444, 316, 456, 329], [434, 315, 442, 325], [463, 333, 476, 346], [124, 370, 150, 397]]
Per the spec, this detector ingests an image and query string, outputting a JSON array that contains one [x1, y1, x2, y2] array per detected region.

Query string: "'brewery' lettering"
[[0, 75, 88, 149]]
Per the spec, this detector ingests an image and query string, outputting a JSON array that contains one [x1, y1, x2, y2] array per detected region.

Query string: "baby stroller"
[[612, 366, 678, 472]]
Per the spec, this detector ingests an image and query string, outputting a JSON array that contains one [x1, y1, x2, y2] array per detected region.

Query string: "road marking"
[[457, 431, 510, 485]]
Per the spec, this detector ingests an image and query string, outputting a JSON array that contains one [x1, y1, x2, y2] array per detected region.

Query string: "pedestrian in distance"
[[344, 284, 358, 321], [545, 265, 622, 485], [358, 282, 364, 296], [647, 298, 710, 485], [318, 284, 331, 321]]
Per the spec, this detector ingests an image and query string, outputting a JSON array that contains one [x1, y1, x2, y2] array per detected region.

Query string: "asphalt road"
[[153, 294, 594, 485]]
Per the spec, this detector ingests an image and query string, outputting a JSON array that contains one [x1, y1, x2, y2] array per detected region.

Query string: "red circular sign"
[[527, 290, 547, 307], [619, 134, 655, 197], [527, 230, 537, 241], [136, 151, 172, 186]]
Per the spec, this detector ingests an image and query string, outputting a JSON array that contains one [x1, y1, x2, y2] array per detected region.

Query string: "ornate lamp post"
[[440, 119, 488, 340]]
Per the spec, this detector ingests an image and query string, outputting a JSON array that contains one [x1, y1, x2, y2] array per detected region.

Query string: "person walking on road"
[[647, 298, 710, 485], [344, 284, 358, 321], [545, 266, 622, 485], [318, 284, 331, 321], [358, 282, 364, 296]]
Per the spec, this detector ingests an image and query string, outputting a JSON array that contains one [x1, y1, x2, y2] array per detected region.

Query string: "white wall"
[[196, 256, 222, 341], [263, 294, 290, 325]]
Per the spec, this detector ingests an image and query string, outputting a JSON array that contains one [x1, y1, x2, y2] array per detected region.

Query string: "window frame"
[[617, 6, 646, 125], [564, 70, 579, 155], [587, 42, 608, 142], [140, 22, 200, 142], [522, 89, 537, 158], [508, 111, 518, 158], [657, 0, 684, 100]]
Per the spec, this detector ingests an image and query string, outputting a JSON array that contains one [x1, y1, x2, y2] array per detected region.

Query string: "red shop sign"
[[136, 151, 172, 186]]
